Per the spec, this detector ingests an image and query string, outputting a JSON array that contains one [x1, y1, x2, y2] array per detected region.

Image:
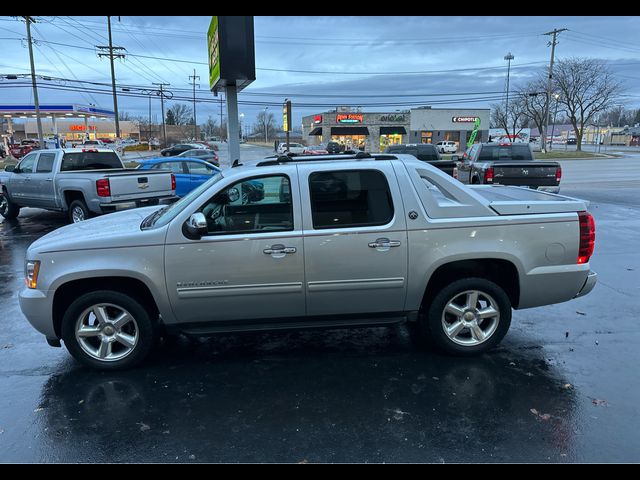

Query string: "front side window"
[[17, 153, 38, 173], [309, 170, 394, 229], [36, 153, 56, 173], [198, 175, 293, 235]]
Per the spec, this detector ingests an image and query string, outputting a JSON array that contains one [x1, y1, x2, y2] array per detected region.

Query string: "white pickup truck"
[[0, 148, 176, 223]]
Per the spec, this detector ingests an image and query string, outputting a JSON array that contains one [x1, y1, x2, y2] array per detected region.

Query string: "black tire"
[[416, 277, 511, 356], [0, 189, 20, 219], [471, 177, 480, 184], [61, 290, 157, 370], [68, 199, 91, 223]]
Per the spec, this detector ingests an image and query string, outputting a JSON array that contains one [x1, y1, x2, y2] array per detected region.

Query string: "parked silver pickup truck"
[[0, 148, 175, 223], [19, 153, 597, 370]]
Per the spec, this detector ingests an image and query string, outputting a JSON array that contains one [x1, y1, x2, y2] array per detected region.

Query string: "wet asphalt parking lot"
[[0, 149, 639, 463]]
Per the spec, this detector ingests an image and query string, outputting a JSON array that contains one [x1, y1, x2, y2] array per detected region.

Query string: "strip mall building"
[[302, 107, 490, 153]]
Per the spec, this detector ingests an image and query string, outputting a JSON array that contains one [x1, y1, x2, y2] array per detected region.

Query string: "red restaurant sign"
[[70, 125, 97, 131], [313, 115, 322, 124], [336, 113, 363, 123]]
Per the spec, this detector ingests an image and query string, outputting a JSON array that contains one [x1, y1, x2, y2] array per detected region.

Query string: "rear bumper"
[[518, 264, 595, 309], [574, 271, 597, 298], [99, 195, 176, 213]]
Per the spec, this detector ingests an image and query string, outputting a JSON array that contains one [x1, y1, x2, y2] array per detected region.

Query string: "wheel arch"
[[421, 258, 521, 311], [52, 276, 161, 339]]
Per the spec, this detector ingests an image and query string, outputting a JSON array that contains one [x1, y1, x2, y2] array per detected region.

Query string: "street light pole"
[[264, 107, 269, 145], [504, 52, 514, 115]]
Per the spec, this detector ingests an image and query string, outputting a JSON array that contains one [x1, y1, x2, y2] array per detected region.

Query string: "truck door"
[[9, 152, 38, 204], [163, 170, 306, 324], [298, 162, 408, 316], [30, 152, 57, 208]]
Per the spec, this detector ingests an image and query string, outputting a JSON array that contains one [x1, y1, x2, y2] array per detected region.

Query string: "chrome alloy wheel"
[[441, 290, 500, 346], [71, 206, 85, 223], [75, 303, 139, 362]]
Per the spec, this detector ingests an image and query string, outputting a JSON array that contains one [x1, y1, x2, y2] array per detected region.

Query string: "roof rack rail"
[[255, 153, 398, 167]]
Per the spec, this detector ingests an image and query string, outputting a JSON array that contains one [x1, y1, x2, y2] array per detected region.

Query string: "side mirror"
[[184, 212, 208, 239], [5, 165, 15, 172], [451, 155, 459, 162]]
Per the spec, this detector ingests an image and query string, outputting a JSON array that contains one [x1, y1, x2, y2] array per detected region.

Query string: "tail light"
[[171, 174, 176, 191], [484, 167, 494, 183], [96, 178, 111, 197], [577, 211, 595, 264], [555, 165, 562, 183]]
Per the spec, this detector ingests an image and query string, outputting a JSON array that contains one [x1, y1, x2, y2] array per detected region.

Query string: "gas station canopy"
[[0, 104, 114, 118]]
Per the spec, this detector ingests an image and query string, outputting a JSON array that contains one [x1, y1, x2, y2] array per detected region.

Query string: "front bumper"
[[19, 287, 56, 339], [574, 270, 598, 298]]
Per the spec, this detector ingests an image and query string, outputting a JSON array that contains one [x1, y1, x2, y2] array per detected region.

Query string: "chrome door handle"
[[45, 178, 53, 182], [263, 244, 297, 255], [368, 238, 401, 249]]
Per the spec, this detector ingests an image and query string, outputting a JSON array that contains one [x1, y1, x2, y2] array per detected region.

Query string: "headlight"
[[25, 260, 41, 289]]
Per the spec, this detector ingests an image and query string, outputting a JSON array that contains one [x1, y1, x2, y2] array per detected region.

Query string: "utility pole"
[[542, 28, 567, 153], [153, 83, 170, 148], [148, 94, 152, 150], [97, 16, 126, 139], [189, 69, 200, 140], [23, 16, 43, 142]]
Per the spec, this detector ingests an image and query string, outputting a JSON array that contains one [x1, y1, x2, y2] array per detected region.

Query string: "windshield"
[[141, 171, 224, 230]]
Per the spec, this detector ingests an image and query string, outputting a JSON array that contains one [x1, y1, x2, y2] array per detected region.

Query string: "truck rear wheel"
[[416, 277, 511, 356], [0, 189, 20, 219], [61, 290, 156, 370], [68, 199, 91, 223]]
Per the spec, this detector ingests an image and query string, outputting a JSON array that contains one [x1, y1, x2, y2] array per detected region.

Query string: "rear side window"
[[478, 145, 533, 161], [36, 153, 56, 173], [153, 161, 185, 173], [61, 152, 122, 171], [309, 170, 394, 229]]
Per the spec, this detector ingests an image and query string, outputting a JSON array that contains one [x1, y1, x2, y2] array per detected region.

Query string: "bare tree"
[[553, 58, 623, 150], [490, 100, 527, 141], [167, 103, 194, 126], [200, 116, 218, 138], [253, 110, 276, 140], [517, 77, 549, 141]]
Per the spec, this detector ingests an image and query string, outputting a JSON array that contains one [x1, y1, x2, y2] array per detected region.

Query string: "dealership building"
[[302, 106, 490, 153]]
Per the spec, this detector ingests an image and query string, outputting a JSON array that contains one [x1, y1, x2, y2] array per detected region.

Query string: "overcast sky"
[[1, 15, 639, 129]]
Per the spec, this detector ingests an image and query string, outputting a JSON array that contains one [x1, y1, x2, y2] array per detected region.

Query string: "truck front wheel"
[[0, 189, 20, 219], [68, 199, 91, 223], [416, 277, 512, 356], [61, 290, 157, 370]]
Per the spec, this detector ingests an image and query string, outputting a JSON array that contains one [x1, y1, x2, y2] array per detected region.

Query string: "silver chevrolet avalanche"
[[19, 153, 597, 370]]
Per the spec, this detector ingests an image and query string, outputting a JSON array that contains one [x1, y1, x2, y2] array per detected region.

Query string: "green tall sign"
[[467, 118, 481, 148], [207, 16, 255, 93], [207, 17, 220, 91]]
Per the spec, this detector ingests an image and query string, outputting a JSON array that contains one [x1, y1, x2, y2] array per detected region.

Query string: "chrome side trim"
[[307, 277, 405, 292], [177, 282, 303, 299]]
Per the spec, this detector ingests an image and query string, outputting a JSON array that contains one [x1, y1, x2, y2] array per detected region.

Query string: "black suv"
[[326, 141, 345, 154], [384, 144, 457, 178]]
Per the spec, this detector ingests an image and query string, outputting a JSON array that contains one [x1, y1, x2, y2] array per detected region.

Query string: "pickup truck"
[[384, 144, 458, 178], [456, 142, 561, 193], [0, 148, 176, 223], [18, 152, 596, 370]]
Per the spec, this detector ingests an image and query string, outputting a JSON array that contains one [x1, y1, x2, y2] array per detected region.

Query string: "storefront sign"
[[283, 100, 292, 132], [452, 116, 480, 123], [336, 113, 363, 124], [380, 114, 406, 122], [70, 125, 97, 131], [313, 115, 322, 124]]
